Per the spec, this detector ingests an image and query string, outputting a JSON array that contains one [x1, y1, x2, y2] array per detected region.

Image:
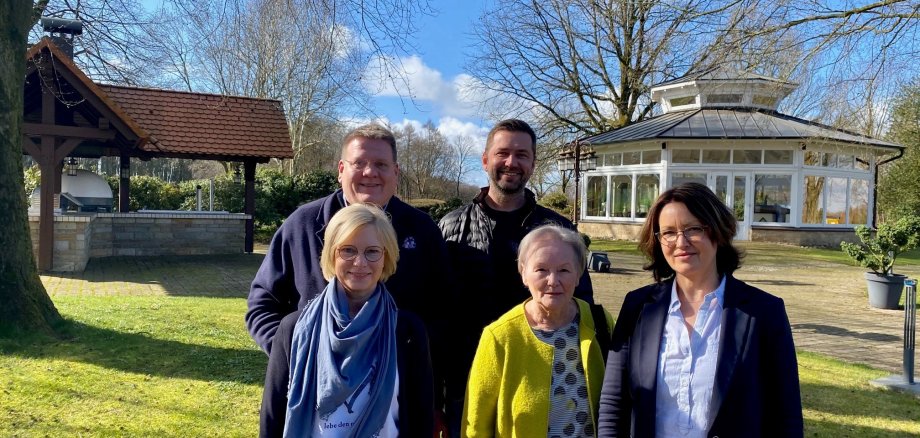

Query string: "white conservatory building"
[[576, 71, 904, 246]]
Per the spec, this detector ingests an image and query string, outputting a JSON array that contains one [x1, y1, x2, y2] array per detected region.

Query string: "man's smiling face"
[[337, 137, 399, 207], [482, 130, 535, 195]]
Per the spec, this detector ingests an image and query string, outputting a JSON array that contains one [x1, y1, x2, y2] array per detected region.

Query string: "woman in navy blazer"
[[597, 183, 803, 438]]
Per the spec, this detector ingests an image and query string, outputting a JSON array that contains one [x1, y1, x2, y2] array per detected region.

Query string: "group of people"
[[246, 120, 804, 437]]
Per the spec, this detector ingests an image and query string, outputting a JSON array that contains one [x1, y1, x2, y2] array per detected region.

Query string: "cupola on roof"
[[651, 68, 798, 114]]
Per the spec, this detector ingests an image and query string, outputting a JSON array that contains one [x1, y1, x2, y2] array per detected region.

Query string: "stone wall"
[[578, 221, 644, 241], [29, 212, 250, 272], [750, 227, 859, 248]]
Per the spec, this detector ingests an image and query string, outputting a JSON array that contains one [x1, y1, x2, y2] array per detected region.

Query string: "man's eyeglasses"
[[343, 159, 393, 173], [655, 226, 708, 246], [337, 245, 385, 262]]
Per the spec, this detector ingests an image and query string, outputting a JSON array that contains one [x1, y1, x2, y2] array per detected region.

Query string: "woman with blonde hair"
[[463, 225, 613, 437], [260, 203, 434, 437]]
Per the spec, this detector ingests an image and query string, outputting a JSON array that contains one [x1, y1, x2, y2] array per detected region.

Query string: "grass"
[[2, 294, 919, 436], [0, 296, 265, 437]]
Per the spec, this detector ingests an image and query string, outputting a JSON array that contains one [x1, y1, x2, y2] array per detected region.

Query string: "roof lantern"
[[651, 68, 798, 114]]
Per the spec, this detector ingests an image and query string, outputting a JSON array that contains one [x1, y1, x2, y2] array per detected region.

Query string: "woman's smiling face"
[[658, 201, 718, 282], [334, 225, 385, 300]]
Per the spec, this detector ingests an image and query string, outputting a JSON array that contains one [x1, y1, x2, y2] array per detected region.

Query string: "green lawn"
[[1, 294, 918, 436]]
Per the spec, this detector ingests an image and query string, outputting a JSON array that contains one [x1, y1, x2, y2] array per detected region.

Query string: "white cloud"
[[364, 55, 484, 118]]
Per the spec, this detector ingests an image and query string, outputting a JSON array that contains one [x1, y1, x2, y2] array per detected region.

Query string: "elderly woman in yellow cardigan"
[[462, 225, 614, 438]]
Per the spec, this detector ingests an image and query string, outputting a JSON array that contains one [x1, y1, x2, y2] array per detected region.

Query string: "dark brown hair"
[[638, 182, 743, 282], [485, 119, 536, 154]]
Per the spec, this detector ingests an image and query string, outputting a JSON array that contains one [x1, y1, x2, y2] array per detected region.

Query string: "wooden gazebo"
[[24, 37, 293, 270]]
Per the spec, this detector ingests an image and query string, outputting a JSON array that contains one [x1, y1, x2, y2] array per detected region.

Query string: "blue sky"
[[365, 0, 492, 186]]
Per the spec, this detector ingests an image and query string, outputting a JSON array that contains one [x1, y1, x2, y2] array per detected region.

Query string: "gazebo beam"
[[244, 160, 256, 253], [23, 123, 115, 140]]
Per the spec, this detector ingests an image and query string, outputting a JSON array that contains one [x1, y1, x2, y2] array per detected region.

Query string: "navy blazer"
[[597, 275, 803, 438]]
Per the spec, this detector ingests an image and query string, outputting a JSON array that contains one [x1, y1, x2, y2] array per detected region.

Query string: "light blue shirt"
[[655, 276, 726, 438]]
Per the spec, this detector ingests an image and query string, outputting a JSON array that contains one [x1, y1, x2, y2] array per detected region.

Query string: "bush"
[[539, 191, 572, 217], [840, 215, 920, 275], [428, 197, 465, 222]]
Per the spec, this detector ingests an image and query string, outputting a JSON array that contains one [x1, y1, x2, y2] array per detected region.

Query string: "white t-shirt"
[[311, 371, 400, 437]]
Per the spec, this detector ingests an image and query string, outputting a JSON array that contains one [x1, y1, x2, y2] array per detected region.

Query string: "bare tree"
[[2, 0, 62, 336], [446, 134, 477, 197], [396, 121, 450, 199]]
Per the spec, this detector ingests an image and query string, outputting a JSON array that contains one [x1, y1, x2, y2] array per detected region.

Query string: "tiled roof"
[[583, 108, 902, 150], [100, 85, 293, 160]]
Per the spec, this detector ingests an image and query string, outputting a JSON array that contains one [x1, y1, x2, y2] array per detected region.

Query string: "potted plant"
[[840, 216, 920, 309]]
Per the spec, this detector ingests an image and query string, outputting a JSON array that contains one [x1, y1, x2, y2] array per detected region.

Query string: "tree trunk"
[[0, 0, 62, 336]]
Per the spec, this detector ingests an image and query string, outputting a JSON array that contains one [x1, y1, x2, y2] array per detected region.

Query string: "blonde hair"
[[320, 203, 399, 282], [517, 225, 587, 273]]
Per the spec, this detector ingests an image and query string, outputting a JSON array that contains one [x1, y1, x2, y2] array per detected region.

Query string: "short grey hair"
[[517, 225, 587, 273]]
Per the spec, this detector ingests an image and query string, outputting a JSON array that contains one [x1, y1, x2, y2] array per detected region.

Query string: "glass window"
[[801, 175, 825, 224], [764, 150, 793, 164], [837, 154, 854, 169], [849, 179, 869, 225], [636, 174, 659, 218], [702, 149, 730, 164], [672, 149, 699, 164], [734, 149, 762, 164], [752, 95, 778, 107], [804, 151, 822, 166], [823, 153, 837, 167], [670, 96, 696, 106], [606, 153, 621, 167], [672, 172, 706, 186], [753, 174, 792, 223], [612, 175, 632, 218], [855, 152, 870, 171], [586, 176, 607, 217], [642, 149, 661, 164], [825, 177, 847, 224], [622, 151, 641, 165], [706, 94, 742, 104]]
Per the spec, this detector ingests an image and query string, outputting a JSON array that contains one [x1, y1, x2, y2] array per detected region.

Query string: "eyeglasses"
[[342, 159, 393, 173], [337, 245, 385, 262], [655, 226, 708, 246]]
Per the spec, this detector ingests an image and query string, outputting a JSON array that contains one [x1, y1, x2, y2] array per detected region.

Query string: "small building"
[[576, 70, 904, 246], [23, 35, 293, 271]]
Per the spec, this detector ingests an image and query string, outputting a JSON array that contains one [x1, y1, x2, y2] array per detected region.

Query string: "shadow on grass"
[[792, 323, 900, 342], [41, 253, 266, 298], [746, 279, 815, 287], [806, 419, 917, 437], [0, 319, 267, 385], [802, 381, 920, 436]]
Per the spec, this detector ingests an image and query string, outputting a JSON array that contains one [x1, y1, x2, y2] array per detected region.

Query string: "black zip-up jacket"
[[438, 187, 594, 399]]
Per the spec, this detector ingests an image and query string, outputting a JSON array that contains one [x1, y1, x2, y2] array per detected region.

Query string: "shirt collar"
[[667, 275, 727, 313]]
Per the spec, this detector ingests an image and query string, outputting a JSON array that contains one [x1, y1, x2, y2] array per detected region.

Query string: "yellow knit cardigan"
[[461, 298, 614, 438]]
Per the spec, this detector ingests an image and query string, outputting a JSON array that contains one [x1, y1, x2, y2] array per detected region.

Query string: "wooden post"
[[119, 153, 130, 212], [244, 160, 256, 253], [36, 85, 56, 271]]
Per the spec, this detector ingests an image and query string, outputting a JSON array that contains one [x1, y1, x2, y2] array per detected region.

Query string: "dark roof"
[[583, 108, 902, 150], [654, 68, 796, 88], [101, 85, 293, 160]]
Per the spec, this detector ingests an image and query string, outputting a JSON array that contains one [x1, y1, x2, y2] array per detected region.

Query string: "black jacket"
[[597, 275, 803, 438], [438, 187, 593, 398], [260, 309, 435, 437]]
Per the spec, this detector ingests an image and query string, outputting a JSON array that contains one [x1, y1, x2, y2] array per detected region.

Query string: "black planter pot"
[[864, 272, 906, 310]]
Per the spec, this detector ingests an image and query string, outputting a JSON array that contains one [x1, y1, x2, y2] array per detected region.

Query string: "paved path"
[[41, 243, 920, 375]]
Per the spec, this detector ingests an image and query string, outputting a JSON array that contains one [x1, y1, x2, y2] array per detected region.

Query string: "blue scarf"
[[284, 279, 398, 437]]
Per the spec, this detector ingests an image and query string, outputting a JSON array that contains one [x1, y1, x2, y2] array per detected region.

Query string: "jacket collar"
[[473, 186, 538, 212]]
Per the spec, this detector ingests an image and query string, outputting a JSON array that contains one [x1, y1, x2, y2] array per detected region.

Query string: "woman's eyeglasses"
[[655, 226, 708, 246], [337, 245, 384, 262]]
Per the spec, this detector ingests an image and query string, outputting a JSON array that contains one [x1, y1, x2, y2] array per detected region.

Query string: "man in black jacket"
[[438, 119, 594, 435]]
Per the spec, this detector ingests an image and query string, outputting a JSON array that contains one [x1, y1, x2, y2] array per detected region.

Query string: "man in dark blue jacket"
[[246, 124, 451, 358]]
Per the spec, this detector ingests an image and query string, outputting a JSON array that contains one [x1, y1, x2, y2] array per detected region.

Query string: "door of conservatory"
[[709, 172, 751, 240]]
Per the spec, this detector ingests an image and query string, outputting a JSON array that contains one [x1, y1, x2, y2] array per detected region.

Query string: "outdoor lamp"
[[66, 157, 78, 176]]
